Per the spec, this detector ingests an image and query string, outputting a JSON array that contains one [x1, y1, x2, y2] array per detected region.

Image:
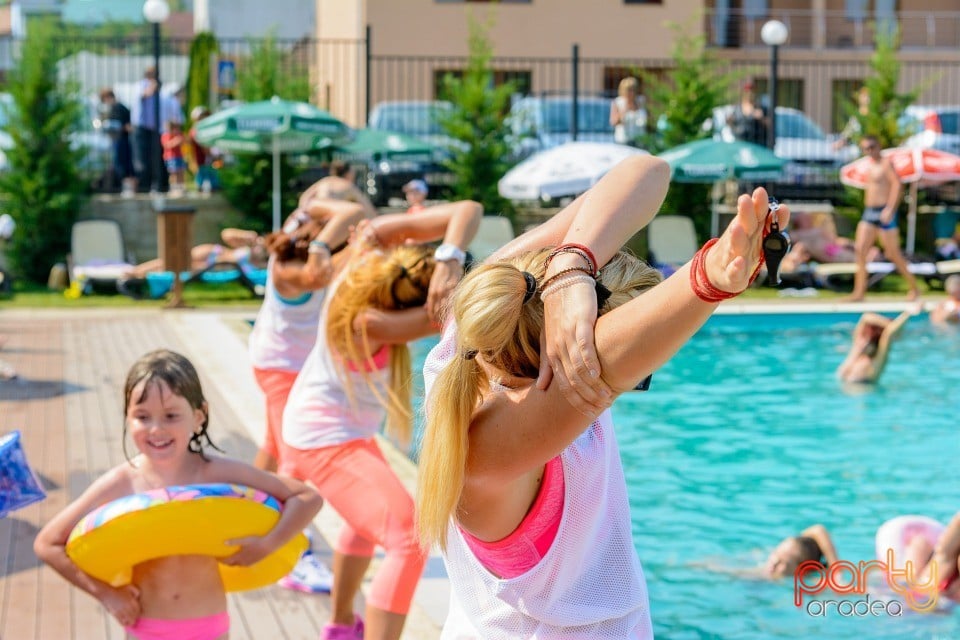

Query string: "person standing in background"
[[609, 77, 647, 147], [134, 67, 166, 193], [402, 179, 428, 214], [99, 88, 136, 197], [846, 135, 920, 302]]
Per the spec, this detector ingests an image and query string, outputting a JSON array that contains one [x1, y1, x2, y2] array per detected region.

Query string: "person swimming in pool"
[[765, 524, 840, 579], [836, 306, 919, 385]]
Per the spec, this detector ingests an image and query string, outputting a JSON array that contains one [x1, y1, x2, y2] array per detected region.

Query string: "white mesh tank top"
[[423, 324, 654, 639]]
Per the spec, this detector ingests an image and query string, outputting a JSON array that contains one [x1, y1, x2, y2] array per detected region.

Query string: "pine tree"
[[186, 31, 219, 120], [219, 32, 311, 232], [438, 15, 515, 219], [642, 24, 733, 241], [0, 21, 86, 283], [853, 27, 918, 149]]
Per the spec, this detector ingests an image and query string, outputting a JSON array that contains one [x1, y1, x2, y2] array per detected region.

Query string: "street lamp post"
[[143, 0, 170, 193], [761, 20, 788, 151]]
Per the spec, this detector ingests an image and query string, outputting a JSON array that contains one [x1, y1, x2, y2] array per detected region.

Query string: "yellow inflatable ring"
[[66, 483, 308, 592]]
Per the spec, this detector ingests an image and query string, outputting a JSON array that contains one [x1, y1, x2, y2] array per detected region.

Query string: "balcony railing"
[[704, 9, 960, 50]]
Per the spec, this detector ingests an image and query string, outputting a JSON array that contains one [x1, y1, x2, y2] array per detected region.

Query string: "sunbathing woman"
[[836, 307, 917, 384], [126, 233, 270, 278]]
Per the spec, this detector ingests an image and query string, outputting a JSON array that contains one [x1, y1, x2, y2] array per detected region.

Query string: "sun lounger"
[[68, 220, 136, 294], [118, 262, 267, 300], [648, 215, 698, 277], [812, 260, 939, 291], [468, 216, 515, 263]]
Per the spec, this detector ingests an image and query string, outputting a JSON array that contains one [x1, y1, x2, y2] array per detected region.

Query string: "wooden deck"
[[0, 310, 340, 640]]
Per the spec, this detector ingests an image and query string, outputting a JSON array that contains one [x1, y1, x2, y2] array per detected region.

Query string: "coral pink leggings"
[[252, 368, 299, 461], [279, 437, 426, 614]]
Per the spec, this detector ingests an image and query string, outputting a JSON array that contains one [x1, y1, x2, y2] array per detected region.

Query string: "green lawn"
[[0, 273, 944, 309], [1, 281, 260, 309]]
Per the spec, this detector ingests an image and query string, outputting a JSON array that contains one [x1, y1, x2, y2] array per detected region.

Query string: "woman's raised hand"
[[704, 187, 790, 294]]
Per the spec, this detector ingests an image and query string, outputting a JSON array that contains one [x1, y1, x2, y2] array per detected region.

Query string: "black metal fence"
[[4, 31, 960, 195]]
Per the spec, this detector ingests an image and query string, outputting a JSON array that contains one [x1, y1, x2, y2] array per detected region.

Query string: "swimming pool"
[[410, 311, 960, 639]]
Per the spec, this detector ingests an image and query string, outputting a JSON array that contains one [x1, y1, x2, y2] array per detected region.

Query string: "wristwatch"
[[433, 243, 466, 266]]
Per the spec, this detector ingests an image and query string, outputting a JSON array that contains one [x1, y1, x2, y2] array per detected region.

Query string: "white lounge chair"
[[68, 219, 135, 294], [468, 216, 515, 263], [648, 215, 698, 275], [812, 260, 939, 291]]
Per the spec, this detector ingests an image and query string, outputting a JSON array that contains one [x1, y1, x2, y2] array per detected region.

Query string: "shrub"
[[438, 15, 516, 219], [0, 21, 86, 283], [219, 32, 312, 230]]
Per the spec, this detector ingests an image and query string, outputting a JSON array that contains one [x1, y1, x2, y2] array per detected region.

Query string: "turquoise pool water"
[[409, 312, 960, 639]]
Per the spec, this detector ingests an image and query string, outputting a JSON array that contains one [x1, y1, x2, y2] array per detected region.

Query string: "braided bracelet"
[[540, 274, 597, 301], [689, 238, 765, 303], [540, 266, 595, 292], [546, 244, 598, 277]]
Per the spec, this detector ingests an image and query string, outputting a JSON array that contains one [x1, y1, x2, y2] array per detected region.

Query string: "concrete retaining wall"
[[78, 194, 238, 263]]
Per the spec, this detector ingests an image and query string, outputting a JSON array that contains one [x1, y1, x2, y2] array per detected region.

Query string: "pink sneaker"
[[320, 615, 364, 640]]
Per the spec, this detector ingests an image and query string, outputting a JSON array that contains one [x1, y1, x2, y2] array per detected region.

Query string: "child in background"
[[402, 179, 428, 214], [161, 121, 186, 196], [34, 349, 323, 639]]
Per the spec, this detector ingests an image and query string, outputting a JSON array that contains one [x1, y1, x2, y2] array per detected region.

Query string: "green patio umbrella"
[[194, 97, 351, 231], [658, 139, 786, 237], [332, 128, 435, 160]]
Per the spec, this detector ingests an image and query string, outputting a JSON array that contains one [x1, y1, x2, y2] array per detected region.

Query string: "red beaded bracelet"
[[689, 238, 765, 303]]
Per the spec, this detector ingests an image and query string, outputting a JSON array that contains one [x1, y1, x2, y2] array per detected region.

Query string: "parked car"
[[506, 95, 620, 160], [366, 100, 458, 202], [901, 105, 960, 155], [712, 105, 857, 201]]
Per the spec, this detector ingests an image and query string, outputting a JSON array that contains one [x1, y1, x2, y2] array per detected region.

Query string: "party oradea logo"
[[794, 549, 940, 617]]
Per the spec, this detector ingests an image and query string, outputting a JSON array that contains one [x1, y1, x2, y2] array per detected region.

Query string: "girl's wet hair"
[[122, 349, 222, 462]]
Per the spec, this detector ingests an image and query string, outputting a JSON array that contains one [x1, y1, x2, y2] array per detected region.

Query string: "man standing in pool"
[[846, 136, 920, 302]]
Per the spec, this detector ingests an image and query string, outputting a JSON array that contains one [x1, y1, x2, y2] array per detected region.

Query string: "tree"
[[219, 33, 312, 232], [186, 31, 219, 121], [438, 15, 515, 219], [641, 23, 732, 242], [236, 32, 310, 104], [848, 27, 918, 149], [0, 21, 86, 283]]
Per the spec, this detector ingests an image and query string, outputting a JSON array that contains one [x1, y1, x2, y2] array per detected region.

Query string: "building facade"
[[316, 0, 960, 131]]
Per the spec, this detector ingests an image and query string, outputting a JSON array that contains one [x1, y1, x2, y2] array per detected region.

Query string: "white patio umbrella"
[[498, 141, 648, 202]]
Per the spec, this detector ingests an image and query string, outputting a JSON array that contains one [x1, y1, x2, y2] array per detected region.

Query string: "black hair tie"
[[595, 281, 612, 308], [522, 271, 537, 304]]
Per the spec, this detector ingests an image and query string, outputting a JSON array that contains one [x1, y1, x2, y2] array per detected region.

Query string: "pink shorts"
[[126, 611, 229, 640], [252, 368, 299, 461], [279, 437, 426, 614]]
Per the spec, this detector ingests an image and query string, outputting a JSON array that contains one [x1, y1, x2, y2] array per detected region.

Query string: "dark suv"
[[364, 100, 459, 204]]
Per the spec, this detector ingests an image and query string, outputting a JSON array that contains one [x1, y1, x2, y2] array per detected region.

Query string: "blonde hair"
[[618, 76, 639, 96], [326, 245, 435, 446], [416, 249, 663, 549]]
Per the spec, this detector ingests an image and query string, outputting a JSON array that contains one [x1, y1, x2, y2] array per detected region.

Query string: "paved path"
[[0, 308, 446, 640]]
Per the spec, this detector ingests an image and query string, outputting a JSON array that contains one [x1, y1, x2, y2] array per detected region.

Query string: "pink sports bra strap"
[[460, 455, 565, 579]]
